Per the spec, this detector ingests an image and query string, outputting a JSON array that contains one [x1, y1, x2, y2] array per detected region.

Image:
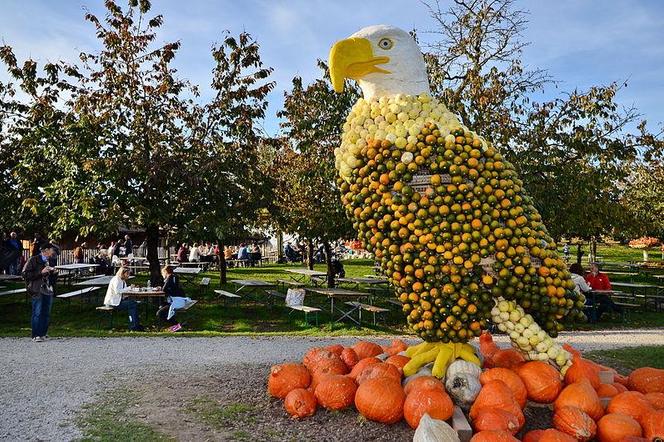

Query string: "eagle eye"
[[377, 38, 394, 50]]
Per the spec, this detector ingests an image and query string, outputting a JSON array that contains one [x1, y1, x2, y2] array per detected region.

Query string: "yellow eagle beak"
[[328, 37, 390, 93]]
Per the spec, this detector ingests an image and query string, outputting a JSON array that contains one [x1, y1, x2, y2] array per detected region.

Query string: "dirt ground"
[[109, 363, 555, 442]]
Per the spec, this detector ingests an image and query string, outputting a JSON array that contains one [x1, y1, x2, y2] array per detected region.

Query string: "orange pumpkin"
[[472, 409, 521, 435], [522, 430, 545, 442], [315, 356, 348, 376], [385, 354, 410, 370], [268, 363, 311, 399], [480, 368, 528, 408], [352, 341, 384, 360], [641, 409, 664, 440], [403, 387, 454, 429], [554, 379, 604, 421], [607, 391, 654, 425], [284, 388, 317, 418], [614, 373, 629, 386], [553, 406, 597, 442], [492, 348, 526, 369], [612, 382, 628, 393], [314, 375, 356, 410], [340, 347, 359, 370], [645, 392, 664, 410], [324, 344, 344, 356], [628, 367, 664, 394], [565, 354, 601, 389], [348, 357, 381, 379], [404, 375, 445, 396], [538, 428, 577, 442], [596, 383, 619, 398], [470, 380, 524, 427], [356, 362, 401, 385], [516, 361, 563, 403], [479, 331, 500, 366], [384, 339, 408, 356], [303, 347, 336, 371], [619, 437, 649, 442], [355, 377, 405, 424], [597, 413, 642, 442], [469, 430, 519, 442]]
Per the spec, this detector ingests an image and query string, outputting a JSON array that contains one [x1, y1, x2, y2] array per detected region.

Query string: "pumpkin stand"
[[267, 337, 664, 441]]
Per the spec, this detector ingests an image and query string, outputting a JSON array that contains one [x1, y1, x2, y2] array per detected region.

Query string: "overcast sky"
[[1, 0, 663, 136]]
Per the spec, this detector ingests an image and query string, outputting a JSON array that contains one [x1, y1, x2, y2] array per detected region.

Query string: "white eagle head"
[[328, 24, 430, 101]]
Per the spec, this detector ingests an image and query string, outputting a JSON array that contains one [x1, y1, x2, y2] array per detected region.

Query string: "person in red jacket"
[[585, 262, 612, 290]]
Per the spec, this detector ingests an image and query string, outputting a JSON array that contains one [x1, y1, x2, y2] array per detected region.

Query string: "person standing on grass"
[[103, 267, 144, 331], [6, 231, 23, 275], [23, 243, 58, 342]]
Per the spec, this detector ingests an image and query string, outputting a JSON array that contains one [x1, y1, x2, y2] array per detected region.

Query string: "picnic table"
[[122, 287, 166, 317], [74, 275, 134, 286], [173, 266, 202, 284], [55, 263, 100, 271], [229, 279, 276, 300], [336, 277, 388, 290], [305, 287, 369, 326], [0, 274, 22, 282], [284, 268, 327, 284], [611, 282, 662, 311]]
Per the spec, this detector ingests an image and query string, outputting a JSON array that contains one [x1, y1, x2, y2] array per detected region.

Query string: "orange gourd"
[[384, 339, 408, 356], [479, 331, 500, 367], [607, 391, 654, 425], [492, 348, 526, 369], [385, 354, 410, 370], [356, 362, 401, 385], [641, 409, 664, 440], [268, 363, 311, 399], [314, 356, 348, 376], [404, 375, 445, 396], [352, 340, 384, 360], [597, 413, 642, 442], [628, 367, 664, 394], [516, 361, 562, 403], [565, 354, 601, 389], [469, 430, 519, 442], [538, 428, 577, 442], [340, 347, 359, 370], [324, 344, 344, 356], [355, 377, 405, 424], [596, 383, 619, 398], [554, 379, 604, 421], [480, 368, 528, 408], [614, 373, 629, 386], [645, 392, 664, 410], [553, 406, 597, 441], [612, 382, 628, 393], [470, 380, 524, 427], [303, 347, 337, 371], [348, 357, 381, 379], [314, 375, 356, 410], [403, 387, 454, 429], [472, 409, 521, 435], [522, 430, 545, 442], [284, 388, 317, 418]]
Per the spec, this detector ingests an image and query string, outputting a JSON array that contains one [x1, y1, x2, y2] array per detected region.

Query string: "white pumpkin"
[[444, 360, 481, 410], [413, 413, 460, 442]]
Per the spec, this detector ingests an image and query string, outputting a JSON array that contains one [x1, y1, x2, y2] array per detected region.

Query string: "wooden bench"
[[96, 305, 116, 329], [56, 286, 100, 299], [613, 301, 641, 321], [0, 288, 27, 297], [288, 305, 321, 325], [345, 301, 390, 325], [386, 298, 402, 307], [214, 289, 242, 305], [199, 277, 211, 295]]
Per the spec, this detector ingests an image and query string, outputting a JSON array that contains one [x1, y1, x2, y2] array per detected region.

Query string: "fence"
[[20, 246, 172, 266]]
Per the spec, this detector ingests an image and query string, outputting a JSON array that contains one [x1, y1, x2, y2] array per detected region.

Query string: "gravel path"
[[1, 329, 663, 441]]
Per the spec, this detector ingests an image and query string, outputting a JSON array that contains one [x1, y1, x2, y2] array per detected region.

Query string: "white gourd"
[[413, 413, 460, 442], [444, 360, 481, 410]]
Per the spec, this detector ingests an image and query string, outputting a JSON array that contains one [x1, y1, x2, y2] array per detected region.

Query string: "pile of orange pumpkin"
[[267, 336, 664, 441]]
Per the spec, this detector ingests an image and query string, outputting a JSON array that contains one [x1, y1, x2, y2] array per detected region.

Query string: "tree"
[[622, 162, 664, 239], [273, 62, 360, 286], [421, 0, 663, 243]]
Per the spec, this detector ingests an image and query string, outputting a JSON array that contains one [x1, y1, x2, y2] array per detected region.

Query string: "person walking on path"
[[22, 243, 58, 342]]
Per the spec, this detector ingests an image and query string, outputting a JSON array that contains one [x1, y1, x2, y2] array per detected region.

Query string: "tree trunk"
[[307, 240, 314, 271], [324, 241, 335, 288], [277, 231, 284, 262], [576, 243, 584, 266], [590, 236, 597, 263], [218, 239, 227, 285], [146, 224, 162, 286]]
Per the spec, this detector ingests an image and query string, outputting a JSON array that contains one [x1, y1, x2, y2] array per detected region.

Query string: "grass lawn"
[[1, 243, 662, 338], [586, 345, 664, 372]]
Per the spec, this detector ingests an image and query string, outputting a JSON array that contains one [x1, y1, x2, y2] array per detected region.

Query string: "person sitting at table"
[[250, 243, 261, 267], [237, 243, 250, 265], [189, 243, 200, 262], [583, 262, 622, 320], [156, 265, 190, 332], [177, 243, 188, 262], [570, 263, 594, 321], [103, 267, 144, 331]]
